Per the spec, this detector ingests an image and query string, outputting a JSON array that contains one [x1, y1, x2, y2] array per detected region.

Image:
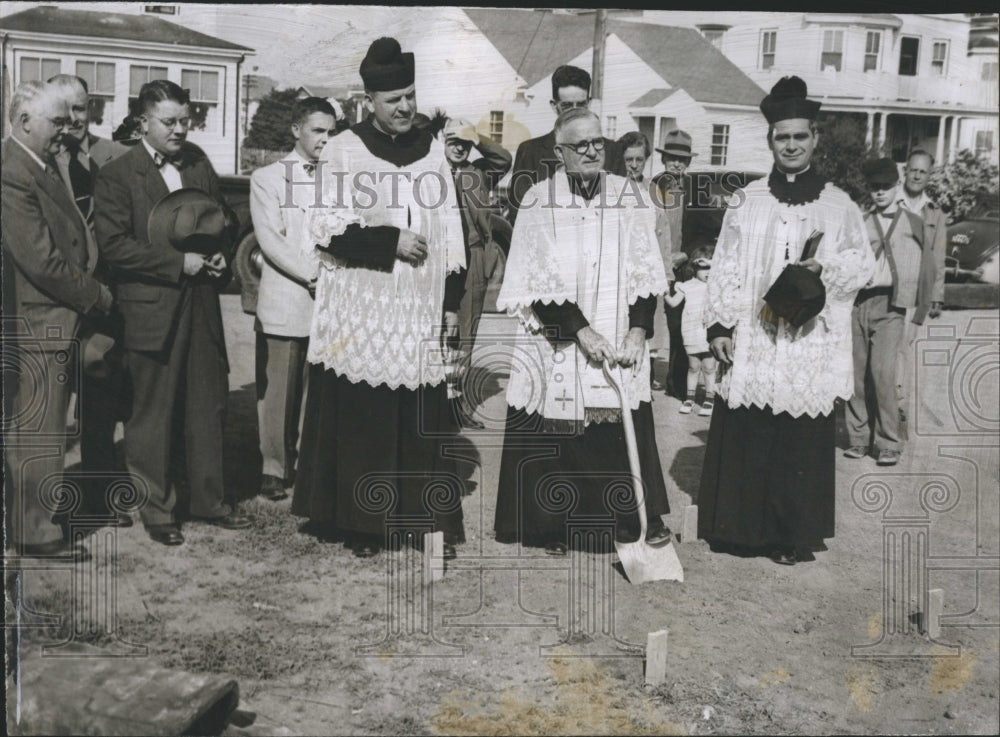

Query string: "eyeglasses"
[[554, 99, 590, 113], [149, 116, 191, 130], [557, 137, 605, 155]]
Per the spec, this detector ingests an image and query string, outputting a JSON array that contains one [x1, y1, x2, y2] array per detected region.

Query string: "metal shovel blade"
[[615, 538, 684, 584], [603, 361, 684, 584]]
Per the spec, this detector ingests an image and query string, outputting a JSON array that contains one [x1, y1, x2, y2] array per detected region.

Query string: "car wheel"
[[233, 231, 262, 315]]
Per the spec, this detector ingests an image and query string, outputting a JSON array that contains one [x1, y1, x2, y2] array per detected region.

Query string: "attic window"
[[145, 5, 177, 14]]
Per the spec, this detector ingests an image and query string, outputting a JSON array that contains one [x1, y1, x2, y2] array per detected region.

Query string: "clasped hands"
[[182, 251, 227, 278], [576, 326, 646, 371]]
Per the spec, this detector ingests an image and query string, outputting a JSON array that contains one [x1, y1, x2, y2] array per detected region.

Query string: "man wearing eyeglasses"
[[495, 108, 674, 555], [2, 80, 114, 558], [506, 65, 626, 225], [94, 79, 249, 547]]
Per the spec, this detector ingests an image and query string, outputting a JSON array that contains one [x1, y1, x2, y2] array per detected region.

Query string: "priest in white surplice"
[[494, 108, 674, 556], [697, 77, 875, 565], [291, 38, 466, 560]]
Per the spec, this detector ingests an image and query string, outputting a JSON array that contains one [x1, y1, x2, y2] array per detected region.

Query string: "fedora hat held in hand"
[[147, 188, 231, 256]]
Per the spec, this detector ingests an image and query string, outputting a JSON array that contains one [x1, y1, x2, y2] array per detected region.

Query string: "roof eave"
[[0, 28, 252, 57]]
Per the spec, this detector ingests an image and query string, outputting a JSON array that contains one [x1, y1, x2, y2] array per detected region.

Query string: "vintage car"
[[945, 197, 999, 285], [217, 174, 262, 310]]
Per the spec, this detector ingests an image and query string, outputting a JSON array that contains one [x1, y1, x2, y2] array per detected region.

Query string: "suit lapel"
[[27, 149, 81, 218], [7, 140, 91, 268], [136, 144, 171, 205]]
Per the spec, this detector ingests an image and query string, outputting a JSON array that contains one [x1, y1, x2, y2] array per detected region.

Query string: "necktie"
[[67, 147, 97, 224], [154, 151, 184, 170]]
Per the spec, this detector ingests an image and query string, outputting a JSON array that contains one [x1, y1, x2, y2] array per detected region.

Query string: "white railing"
[[749, 69, 996, 111]]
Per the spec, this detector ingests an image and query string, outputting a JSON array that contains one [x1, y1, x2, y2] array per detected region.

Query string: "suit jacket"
[[919, 199, 947, 316], [1, 137, 105, 351], [93, 141, 230, 353], [249, 154, 320, 337], [507, 130, 625, 224]]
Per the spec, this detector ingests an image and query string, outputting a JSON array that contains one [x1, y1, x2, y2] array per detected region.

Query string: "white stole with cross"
[[541, 193, 625, 424]]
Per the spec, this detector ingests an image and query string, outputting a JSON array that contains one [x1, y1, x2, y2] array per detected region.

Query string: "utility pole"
[[591, 8, 608, 119]]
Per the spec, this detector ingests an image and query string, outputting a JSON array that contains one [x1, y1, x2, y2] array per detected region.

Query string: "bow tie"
[[153, 151, 184, 169], [302, 161, 317, 177]]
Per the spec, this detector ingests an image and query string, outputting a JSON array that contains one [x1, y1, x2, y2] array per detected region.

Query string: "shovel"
[[603, 361, 684, 584]]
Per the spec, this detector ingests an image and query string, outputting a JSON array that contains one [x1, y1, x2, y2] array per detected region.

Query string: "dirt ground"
[[6, 298, 999, 736]]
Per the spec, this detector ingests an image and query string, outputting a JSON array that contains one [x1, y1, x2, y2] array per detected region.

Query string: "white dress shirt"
[[142, 138, 183, 193]]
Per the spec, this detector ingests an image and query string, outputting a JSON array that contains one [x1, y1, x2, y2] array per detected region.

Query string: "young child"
[[665, 252, 716, 416]]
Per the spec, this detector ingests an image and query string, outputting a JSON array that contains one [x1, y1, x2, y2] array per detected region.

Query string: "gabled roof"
[[630, 88, 676, 108], [0, 6, 251, 52], [463, 8, 764, 107], [298, 84, 361, 100]]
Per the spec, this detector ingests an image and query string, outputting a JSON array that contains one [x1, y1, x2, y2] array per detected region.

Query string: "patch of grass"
[[159, 628, 331, 681]]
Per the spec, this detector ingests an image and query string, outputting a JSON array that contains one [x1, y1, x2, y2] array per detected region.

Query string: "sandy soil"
[[6, 300, 999, 736]]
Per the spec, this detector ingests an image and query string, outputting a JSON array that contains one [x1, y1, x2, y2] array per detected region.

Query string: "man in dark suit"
[[2, 80, 113, 558], [94, 80, 249, 547], [49, 74, 131, 520], [506, 64, 626, 225], [442, 117, 512, 428]]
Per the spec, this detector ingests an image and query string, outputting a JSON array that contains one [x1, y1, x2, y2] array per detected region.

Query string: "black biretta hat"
[[360, 37, 415, 92], [759, 76, 821, 124]]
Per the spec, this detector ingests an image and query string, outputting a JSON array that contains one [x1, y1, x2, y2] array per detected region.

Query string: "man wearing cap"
[[250, 97, 337, 501], [507, 64, 626, 225], [697, 77, 874, 565], [651, 128, 697, 400], [292, 37, 467, 559], [95, 80, 250, 547], [48, 74, 131, 524], [442, 117, 512, 429], [3, 80, 113, 558], [845, 158, 934, 467]]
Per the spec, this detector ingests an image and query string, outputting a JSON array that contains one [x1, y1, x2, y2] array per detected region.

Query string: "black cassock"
[[494, 297, 671, 548]]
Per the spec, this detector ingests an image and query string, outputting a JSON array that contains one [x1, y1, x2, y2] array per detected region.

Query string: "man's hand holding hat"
[[204, 252, 227, 279]]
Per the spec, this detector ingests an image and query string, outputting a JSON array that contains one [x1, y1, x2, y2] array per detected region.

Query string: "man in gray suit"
[[2, 81, 113, 557], [249, 97, 336, 499]]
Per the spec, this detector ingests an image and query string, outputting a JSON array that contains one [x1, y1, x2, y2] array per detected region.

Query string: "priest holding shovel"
[[494, 108, 675, 566]]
